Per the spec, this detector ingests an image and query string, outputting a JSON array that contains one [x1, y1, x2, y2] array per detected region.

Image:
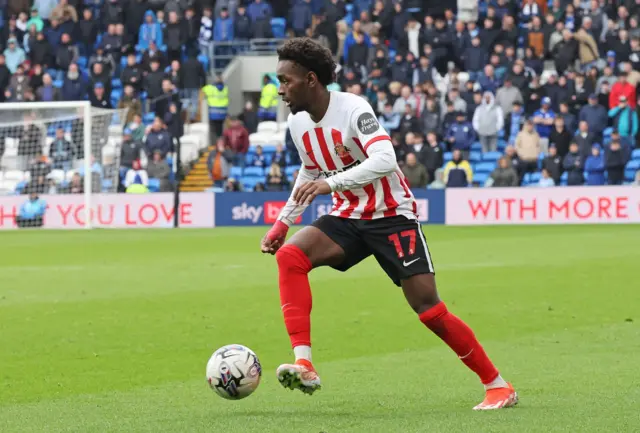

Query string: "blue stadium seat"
[[632, 149, 640, 160], [77, 56, 88, 69], [243, 166, 264, 177], [111, 78, 122, 89], [474, 172, 489, 185], [285, 165, 300, 176], [261, 145, 277, 154], [53, 80, 63, 88], [197, 54, 209, 72], [627, 160, 640, 170], [241, 176, 262, 190], [101, 179, 113, 192], [230, 166, 243, 178], [529, 172, 541, 183], [471, 141, 482, 152], [482, 151, 502, 161], [15, 181, 27, 194], [143, 112, 156, 124], [148, 178, 160, 192], [603, 127, 613, 137], [111, 89, 122, 106], [120, 56, 128, 68], [443, 152, 453, 163], [271, 18, 286, 38], [497, 139, 507, 150], [560, 172, 568, 186], [624, 169, 636, 182], [474, 162, 495, 173], [469, 151, 482, 162]]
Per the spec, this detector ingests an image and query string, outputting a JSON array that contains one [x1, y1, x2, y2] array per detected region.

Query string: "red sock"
[[419, 302, 499, 385], [275, 244, 313, 348]]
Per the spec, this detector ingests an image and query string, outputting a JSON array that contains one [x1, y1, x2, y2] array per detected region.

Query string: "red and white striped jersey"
[[277, 91, 417, 225]]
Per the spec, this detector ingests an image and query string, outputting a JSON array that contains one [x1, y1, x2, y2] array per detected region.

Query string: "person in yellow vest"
[[126, 181, 150, 193], [202, 74, 229, 142], [258, 74, 279, 121]]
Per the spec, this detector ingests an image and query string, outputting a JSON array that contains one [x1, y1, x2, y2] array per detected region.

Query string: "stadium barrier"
[[213, 190, 446, 226], [1, 187, 638, 229], [445, 186, 640, 225], [0, 193, 214, 229]]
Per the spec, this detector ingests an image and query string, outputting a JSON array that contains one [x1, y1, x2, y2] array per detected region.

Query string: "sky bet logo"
[[231, 202, 302, 224]]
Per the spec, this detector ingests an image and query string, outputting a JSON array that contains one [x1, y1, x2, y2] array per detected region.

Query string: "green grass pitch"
[[1, 225, 639, 433]]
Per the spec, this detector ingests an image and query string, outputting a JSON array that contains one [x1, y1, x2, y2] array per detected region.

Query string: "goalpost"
[[0, 101, 128, 229]]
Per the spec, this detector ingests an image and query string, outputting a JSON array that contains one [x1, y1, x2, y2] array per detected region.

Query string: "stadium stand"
[[1, 0, 640, 196]]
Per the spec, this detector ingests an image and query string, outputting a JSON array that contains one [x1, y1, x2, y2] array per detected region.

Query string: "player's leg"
[[274, 216, 368, 394], [367, 217, 517, 409]]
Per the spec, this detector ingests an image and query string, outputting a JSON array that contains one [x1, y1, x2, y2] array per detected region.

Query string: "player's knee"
[[275, 244, 312, 274]]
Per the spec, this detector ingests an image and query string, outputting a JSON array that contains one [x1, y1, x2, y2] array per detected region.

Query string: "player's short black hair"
[[277, 38, 336, 86]]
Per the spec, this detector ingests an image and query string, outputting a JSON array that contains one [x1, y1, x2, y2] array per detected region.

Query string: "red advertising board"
[[446, 187, 640, 225], [0, 193, 214, 229]]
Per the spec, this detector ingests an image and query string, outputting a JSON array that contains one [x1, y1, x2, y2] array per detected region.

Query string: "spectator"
[[515, 119, 542, 183], [343, 20, 371, 64], [61, 63, 87, 101], [239, 101, 259, 134], [402, 153, 429, 188], [505, 101, 525, 144], [608, 95, 639, 139], [391, 133, 409, 164], [55, 33, 77, 73], [558, 101, 577, 133], [121, 53, 143, 92], [78, 8, 98, 56], [585, 144, 606, 186], [574, 121, 596, 160], [251, 145, 267, 167], [392, 85, 417, 114], [155, 79, 181, 119], [265, 162, 287, 191], [610, 72, 636, 109], [224, 178, 244, 192], [579, 94, 608, 139], [144, 116, 173, 158], [163, 11, 183, 63], [181, 48, 206, 120], [605, 140, 627, 185], [397, 104, 421, 138], [549, 116, 572, 158], [90, 82, 113, 109], [118, 85, 142, 124], [538, 168, 556, 186], [214, 7, 234, 48], [144, 58, 164, 100], [49, 127, 74, 170], [495, 77, 523, 117], [421, 98, 441, 136], [124, 160, 148, 188], [423, 132, 444, 183], [271, 143, 287, 168], [464, 36, 487, 80], [445, 111, 475, 157], [234, 5, 252, 41], [478, 64, 500, 93], [542, 145, 563, 185], [563, 142, 584, 185], [443, 149, 473, 187], [223, 116, 250, 167], [472, 91, 504, 153], [3, 38, 26, 74], [533, 97, 555, 151], [163, 102, 184, 146], [247, 0, 273, 24], [378, 102, 400, 133], [16, 192, 46, 228], [573, 17, 600, 69], [429, 168, 446, 189], [119, 128, 141, 171], [487, 157, 519, 187], [5, 64, 31, 102], [138, 11, 163, 51], [289, 0, 313, 37], [36, 73, 60, 101], [207, 137, 233, 187]]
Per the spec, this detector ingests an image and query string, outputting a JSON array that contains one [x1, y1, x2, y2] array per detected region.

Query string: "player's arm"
[[324, 104, 396, 192], [261, 118, 319, 254]]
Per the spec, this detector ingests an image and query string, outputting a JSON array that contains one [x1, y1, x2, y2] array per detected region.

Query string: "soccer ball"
[[206, 344, 262, 400]]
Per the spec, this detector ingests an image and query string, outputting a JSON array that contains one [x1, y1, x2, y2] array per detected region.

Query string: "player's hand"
[[293, 180, 331, 205], [261, 220, 289, 255]]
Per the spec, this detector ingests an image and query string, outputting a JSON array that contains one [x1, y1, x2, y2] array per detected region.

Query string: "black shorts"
[[311, 215, 435, 287]]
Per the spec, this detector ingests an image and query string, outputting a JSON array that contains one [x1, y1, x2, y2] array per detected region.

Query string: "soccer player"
[[260, 38, 518, 410]]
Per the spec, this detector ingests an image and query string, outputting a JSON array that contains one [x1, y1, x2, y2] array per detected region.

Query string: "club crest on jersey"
[[357, 112, 380, 135], [334, 144, 351, 157]]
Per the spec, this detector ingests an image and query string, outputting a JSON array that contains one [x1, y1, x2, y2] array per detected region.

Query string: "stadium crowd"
[[1, 0, 640, 195]]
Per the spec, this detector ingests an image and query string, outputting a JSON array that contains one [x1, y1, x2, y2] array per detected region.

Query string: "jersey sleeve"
[[276, 115, 320, 226], [325, 99, 397, 192]]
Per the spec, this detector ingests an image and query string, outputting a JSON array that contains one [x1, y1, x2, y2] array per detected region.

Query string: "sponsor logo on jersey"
[[319, 160, 361, 178], [357, 112, 380, 135]]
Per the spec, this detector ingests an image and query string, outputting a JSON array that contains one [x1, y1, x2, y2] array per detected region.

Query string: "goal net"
[[0, 101, 128, 229]]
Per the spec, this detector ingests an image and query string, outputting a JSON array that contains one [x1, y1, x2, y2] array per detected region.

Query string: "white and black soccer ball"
[[206, 344, 262, 400]]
